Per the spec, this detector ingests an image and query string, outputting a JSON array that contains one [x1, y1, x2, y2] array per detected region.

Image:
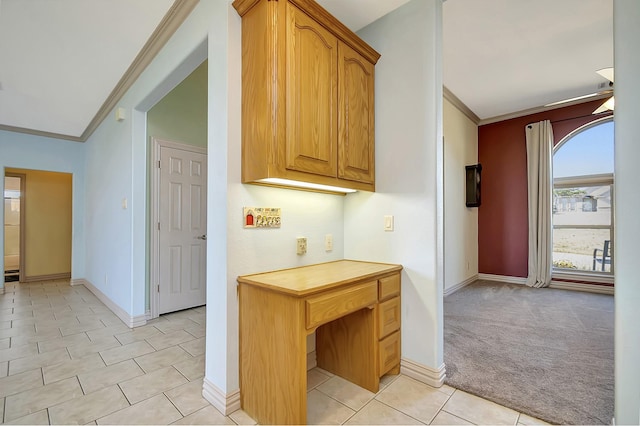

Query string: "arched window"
[[552, 118, 614, 275]]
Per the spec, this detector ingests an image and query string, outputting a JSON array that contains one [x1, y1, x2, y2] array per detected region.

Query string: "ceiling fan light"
[[593, 96, 615, 114], [604, 97, 615, 110]]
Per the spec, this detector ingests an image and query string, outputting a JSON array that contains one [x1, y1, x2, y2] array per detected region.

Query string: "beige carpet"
[[444, 280, 614, 425]]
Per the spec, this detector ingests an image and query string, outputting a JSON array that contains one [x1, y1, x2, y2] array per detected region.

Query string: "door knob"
[[196, 235, 207, 240]]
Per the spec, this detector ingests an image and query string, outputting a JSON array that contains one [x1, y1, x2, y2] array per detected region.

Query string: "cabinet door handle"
[[196, 235, 207, 240]]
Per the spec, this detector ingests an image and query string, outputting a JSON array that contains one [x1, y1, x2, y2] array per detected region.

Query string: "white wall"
[[0, 130, 86, 293], [345, 0, 445, 376], [613, 1, 640, 424], [206, 0, 345, 395], [443, 98, 478, 292], [82, 0, 211, 317]]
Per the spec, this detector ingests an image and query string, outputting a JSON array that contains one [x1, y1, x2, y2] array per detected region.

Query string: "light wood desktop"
[[238, 260, 402, 424]]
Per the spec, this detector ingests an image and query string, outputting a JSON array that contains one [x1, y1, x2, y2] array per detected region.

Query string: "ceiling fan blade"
[[593, 96, 615, 114], [545, 90, 612, 108], [597, 67, 614, 83]]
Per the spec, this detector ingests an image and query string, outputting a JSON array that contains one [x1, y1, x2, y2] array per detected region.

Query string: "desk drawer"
[[378, 296, 400, 339], [306, 281, 377, 329], [379, 274, 400, 301], [379, 330, 400, 376]]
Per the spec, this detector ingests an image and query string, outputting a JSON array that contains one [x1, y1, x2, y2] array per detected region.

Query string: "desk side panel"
[[239, 284, 307, 424], [316, 307, 378, 392]]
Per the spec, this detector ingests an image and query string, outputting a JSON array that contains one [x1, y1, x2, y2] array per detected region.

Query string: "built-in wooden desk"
[[238, 260, 402, 425]]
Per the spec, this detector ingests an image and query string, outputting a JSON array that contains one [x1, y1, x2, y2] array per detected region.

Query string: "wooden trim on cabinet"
[[232, 0, 381, 64]]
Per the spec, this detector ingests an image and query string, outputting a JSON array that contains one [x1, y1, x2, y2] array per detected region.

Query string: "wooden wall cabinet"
[[232, 0, 380, 193]]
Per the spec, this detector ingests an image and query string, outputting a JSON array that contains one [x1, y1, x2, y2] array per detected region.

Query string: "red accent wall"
[[478, 100, 613, 277]]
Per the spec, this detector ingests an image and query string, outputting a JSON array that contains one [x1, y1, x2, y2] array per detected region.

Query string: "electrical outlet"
[[297, 237, 307, 255], [325, 234, 333, 251]]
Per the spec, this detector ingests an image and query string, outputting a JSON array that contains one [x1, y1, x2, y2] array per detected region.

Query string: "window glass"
[[554, 121, 614, 178], [552, 119, 614, 274]]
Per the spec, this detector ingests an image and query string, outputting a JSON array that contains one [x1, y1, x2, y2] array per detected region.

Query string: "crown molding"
[[443, 86, 480, 124], [79, 0, 200, 142], [479, 92, 612, 126], [0, 123, 84, 142]]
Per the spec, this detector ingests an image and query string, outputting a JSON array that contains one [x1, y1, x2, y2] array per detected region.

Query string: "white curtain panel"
[[525, 120, 554, 288]]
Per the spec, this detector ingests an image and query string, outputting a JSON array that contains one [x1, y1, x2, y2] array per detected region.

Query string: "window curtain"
[[525, 120, 554, 288]]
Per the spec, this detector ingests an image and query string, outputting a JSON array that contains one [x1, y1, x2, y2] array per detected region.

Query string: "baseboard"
[[400, 358, 446, 388], [478, 273, 527, 285], [70, 278, 87, 286], [307, 350, 317, 371], [444, 274, 478, 297], [550, 280, 614, 295], [202, 377, 241, 416], [23, 272, 71, 283], [80, 279, 147, 328]]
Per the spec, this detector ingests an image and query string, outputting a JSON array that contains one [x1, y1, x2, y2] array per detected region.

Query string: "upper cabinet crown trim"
[[232, 0, 381, 65]]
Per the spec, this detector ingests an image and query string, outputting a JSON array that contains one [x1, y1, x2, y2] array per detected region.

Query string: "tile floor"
[[1, 280, 550, 425]]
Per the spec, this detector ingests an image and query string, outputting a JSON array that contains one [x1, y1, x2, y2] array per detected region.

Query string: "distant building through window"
[[552, 118, 614, 275]]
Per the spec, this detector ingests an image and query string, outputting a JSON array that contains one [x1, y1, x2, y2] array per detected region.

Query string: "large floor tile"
[[146, 329, 196, 351], [99, 340, 155, 365], [179, 337, 205, 357], [43, 352, 106, 384], [431, 410, 474, 425], [0, 325, 35, 340], [442, 390, 519, 425], [97, 394, 182, 425], [173, 354, 205, 381], [518, 412, 552, 425], [173, 405, 236, 425], [0, 342, 38, 363], [118, 366, 188, 404], [316, 375, 376, 411], [67, 335, 122, 359], [0, 368, 43, 398], [85, 323, 130, 340], [152, 317, 200, 334], [228, 409, 257, 426], [37, 332, 91, 354], [164, 378, 209, 416], [114, 325, 162, 346], [134, 345, 193, 373], [78, 359, 145, 395], [4, 376, 83, 422], [307, 368, 331, 391], [48, 384, 130, 424], [9, 328, 63, 348], [0, 360, 7, 378], [375, 375, 450, 424], [307, 389, 355, 425], [6, 408, 50, 425], [8, 347, 71, 375], [60, 320, 106, 337], [345, 399, 423, 425], [185, 325, 206, 338]]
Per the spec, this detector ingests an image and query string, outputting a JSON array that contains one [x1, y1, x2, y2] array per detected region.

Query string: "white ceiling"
[[0, 0, 614, 141], [0, 0, 175, 139], [443, 0, 613, 121]]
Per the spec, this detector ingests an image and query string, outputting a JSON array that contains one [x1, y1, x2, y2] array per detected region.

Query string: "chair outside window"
[[592, 240, 611, 272]]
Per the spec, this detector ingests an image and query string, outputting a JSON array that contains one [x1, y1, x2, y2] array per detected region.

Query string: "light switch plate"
[[384, 215, 394, 231]]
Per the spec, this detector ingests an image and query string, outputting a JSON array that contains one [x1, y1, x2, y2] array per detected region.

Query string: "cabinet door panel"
[[286, 4, 338, 177], [338, 42, 375, 184]]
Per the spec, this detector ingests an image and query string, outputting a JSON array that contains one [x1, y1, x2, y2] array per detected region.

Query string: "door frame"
[[4, 172, 27, 283], [150, 137, 207, 319]]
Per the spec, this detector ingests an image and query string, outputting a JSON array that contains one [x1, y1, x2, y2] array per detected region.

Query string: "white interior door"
[[159, 145, 207, 314]]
